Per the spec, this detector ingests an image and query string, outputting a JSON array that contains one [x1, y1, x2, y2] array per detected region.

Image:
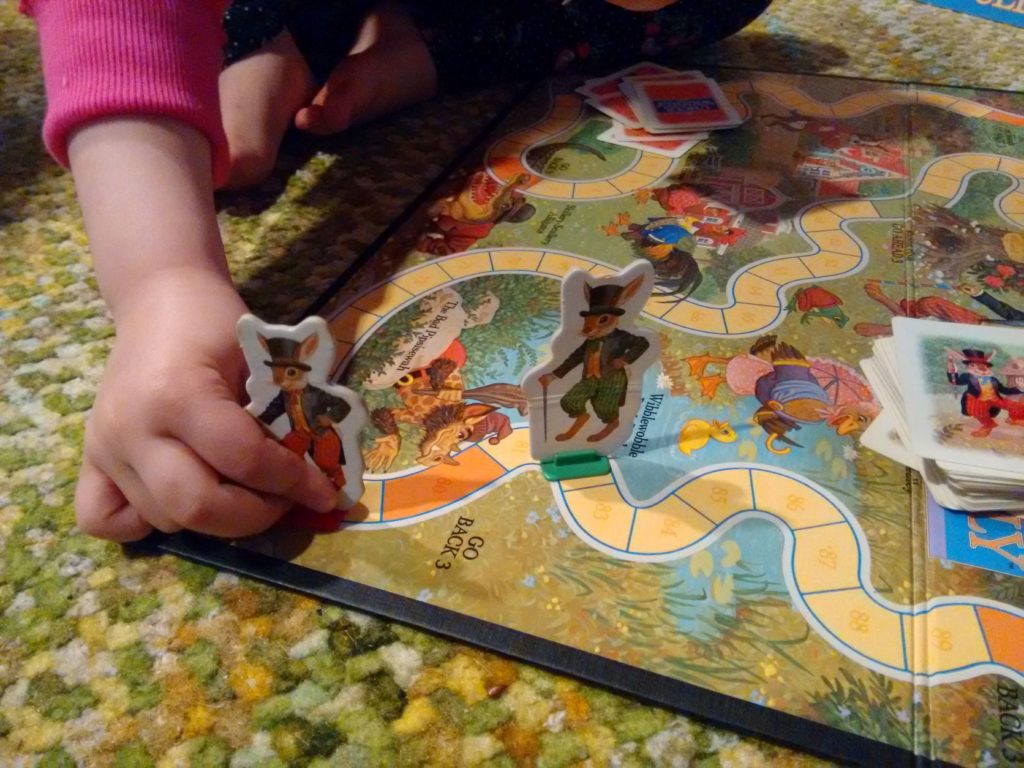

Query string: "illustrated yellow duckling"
[[678, 419, 737, 457]]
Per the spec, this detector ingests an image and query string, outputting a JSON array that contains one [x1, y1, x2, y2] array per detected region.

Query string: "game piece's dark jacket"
[[258, 386, 351, 445], [947, 371, 1023, 416], [552, 330, 649, 380]]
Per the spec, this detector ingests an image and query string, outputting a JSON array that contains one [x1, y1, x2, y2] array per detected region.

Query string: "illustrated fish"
[[678, 419, 737, 457]]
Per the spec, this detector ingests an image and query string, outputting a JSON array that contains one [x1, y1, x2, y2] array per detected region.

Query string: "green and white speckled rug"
[[1, 1, 1019, 765]]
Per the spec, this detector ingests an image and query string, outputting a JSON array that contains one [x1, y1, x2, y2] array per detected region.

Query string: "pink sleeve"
[[22, 0, 231, 187]]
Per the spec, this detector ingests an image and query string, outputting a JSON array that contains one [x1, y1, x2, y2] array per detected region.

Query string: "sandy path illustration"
[[332, 150, 1024, 350], [340, 424, 1023, 687], [723, 77, 1024, 127], [485, 80, 1024, 207]]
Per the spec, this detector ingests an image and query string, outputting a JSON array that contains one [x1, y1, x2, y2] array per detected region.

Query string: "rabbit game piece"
[[522, 262, 659, 474], [237, 314, 368, 516]]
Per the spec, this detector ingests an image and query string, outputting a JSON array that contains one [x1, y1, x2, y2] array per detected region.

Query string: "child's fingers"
[[172, 399, 338, 512], [84, 424, 184, 534], [137, 438, 290, 538], [74, 457, 156, 542]]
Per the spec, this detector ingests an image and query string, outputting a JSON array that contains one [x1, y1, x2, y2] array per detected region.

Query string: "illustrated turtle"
[[785, 285, 849, 328]]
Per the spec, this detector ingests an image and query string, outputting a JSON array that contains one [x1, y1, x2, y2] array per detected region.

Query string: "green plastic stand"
[[540, 449, 611, 482]]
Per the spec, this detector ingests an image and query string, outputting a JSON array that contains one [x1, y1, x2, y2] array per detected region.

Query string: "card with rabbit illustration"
[[894, 317, 1024, 475]]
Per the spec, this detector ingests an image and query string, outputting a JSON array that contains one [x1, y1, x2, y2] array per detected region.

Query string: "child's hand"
[[75, 269, 339, 542]]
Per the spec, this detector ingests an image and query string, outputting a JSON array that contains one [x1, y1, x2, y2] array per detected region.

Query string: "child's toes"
[[295, 93, 355, 135]]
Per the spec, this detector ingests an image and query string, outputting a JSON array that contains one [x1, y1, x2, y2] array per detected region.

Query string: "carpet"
[[1, 1, 1019, 765]]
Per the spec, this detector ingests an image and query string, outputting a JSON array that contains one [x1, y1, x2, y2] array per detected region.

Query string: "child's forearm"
[[67, 117, 235, 320], [25, 0, 230, 184]]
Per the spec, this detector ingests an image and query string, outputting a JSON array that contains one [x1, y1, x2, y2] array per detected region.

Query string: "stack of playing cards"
[[860, 317, 1024, 512], [577, 63, 743, 159]]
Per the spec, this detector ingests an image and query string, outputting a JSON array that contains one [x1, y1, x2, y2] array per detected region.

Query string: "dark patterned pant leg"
[[286, 0, 374, 82], [223, 0, 288, 66], [560, 371, 627, 423], [223, 0, 370, 82], [413, 0, 773, 91], [560, 378, 600, 419], [223, 0, 773, 90]]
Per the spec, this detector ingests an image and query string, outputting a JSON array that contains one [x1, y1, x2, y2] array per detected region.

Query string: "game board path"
[[339, 426, 1024, 686], [485, 81, 1024, 204], [322, 88, 1024, 686], [722, 76, 1024, 126], [331, 149, 1022, 348], [486, 92, 677, 200], [640, 151, 1024, 337], [325, 242, 1024, 685]]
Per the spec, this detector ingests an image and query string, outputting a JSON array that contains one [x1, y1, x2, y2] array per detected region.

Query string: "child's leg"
[[219, 30, 317, 189], [218, 0, 436, 184], [415, 0, 773, 91], [217, 0, 774, 187], [293, 1, 438, 136], [220, 0, 379, 188]]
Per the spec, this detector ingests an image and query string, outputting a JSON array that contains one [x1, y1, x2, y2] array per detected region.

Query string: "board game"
[[158, 68, 1024, 766]]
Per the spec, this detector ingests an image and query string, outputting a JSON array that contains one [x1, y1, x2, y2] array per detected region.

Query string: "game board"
[[159, 68, 1024, 766]]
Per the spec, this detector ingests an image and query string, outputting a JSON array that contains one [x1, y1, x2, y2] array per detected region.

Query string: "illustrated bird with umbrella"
[[685, 335, 879, 455]]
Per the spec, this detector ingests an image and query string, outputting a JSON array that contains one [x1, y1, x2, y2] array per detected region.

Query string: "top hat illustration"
[[262, 337, 312, 371], [581, 284, 629, 317], [961, 348, 993, 367]]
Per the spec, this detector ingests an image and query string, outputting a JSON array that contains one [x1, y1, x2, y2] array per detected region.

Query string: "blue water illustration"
[[616, 365, 861, 502], [665, 520, 788, 642]]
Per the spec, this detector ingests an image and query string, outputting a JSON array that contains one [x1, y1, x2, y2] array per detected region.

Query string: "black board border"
[[149, 531, 930, 768]]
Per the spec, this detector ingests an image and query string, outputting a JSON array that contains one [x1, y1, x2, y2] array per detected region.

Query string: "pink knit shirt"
[[22, 0, 231, 186]]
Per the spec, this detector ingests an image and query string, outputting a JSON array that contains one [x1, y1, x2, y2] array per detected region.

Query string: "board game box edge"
[[301, 78, 541, 320]]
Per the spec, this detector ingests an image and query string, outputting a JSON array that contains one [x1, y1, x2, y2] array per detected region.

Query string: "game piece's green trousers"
[[223, 0, 773, 86], [561, 370, 629, 424]]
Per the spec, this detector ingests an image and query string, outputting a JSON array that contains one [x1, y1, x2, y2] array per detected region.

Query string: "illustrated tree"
[[912, 203, 1015, 283], [457, 275, 561, 387], [911, 112, 974, 156], [343, 275, 562, 394], [949, 173, 1016, 226]]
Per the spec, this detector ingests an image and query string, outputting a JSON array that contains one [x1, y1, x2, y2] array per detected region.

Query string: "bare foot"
[[219, 31, 317, 189], [294, 0, 438, 136]]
